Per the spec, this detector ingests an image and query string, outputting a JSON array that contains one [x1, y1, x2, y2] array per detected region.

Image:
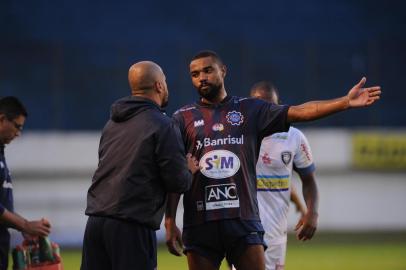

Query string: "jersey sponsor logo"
[[212, 123, 224, 132], [273, 134, 288, 140], [257, 175, 289, 191], [281, 151, 292, 165], [300, 143, 311, 161], [194, 119, 204, 127], [195, 135, 244, 150], [196, 201, 204, 211], [261, 152, 272, 165], [205, 183, 239, 210], [199, 150, 240, 179], [226, 111, 244, 126]]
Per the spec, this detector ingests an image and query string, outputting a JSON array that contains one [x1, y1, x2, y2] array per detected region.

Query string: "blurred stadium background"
[[1, 0, 405, 269]]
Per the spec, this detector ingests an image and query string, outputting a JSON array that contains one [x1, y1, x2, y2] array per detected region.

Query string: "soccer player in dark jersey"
[[165, 50, 381, 270]]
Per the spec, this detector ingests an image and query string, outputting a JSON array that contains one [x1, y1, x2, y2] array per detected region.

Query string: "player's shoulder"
[[234, 96, 266, 105], [287, 127, 312, 151], [288, 126, 308, 138], [173, 103, 198, 116]]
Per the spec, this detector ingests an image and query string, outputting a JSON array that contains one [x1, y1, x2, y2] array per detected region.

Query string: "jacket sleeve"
[[155, 119, 192, 193]]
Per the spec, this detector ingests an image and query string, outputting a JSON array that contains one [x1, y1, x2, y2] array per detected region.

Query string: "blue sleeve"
[[294, 163, 316, 176]]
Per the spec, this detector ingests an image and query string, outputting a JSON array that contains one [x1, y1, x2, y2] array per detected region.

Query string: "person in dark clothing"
[[0, 96, 51, 270], [165, 50, 381, 270], [81, 61, 197, 270]]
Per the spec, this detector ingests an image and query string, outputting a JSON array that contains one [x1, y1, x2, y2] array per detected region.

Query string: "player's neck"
[[201, 89, 228, 105]]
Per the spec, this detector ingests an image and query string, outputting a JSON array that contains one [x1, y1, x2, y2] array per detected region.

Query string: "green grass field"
[[47, 232, 406, 270]]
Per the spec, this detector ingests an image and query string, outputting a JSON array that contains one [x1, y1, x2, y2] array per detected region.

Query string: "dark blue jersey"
[[0, 145, 14, 216], [173, 96, 290, 227]]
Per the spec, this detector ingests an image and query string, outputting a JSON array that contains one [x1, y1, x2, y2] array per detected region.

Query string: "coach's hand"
[[165, 217, 184, 256], [295, 211, 318, 241]]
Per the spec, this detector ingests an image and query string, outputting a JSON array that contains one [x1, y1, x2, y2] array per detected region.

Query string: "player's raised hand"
[[165, 218, 184, 256], [294, 212, 318, 241], [347, 77, 381, 108]]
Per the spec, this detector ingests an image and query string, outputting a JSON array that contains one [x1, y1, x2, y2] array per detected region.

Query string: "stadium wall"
[[6, 129, 406, 246]]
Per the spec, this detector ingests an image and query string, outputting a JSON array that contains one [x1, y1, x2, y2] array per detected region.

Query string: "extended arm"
[[0, 209, 51, 237], [287, 77, 381, 122], [294, 172, 319, 241]]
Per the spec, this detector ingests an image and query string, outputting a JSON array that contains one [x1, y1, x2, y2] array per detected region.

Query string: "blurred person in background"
[[0, 96, 51, 270], [250, 81, 318, 270], [165, 50, 381, 270], [81, 61, 198, 270]]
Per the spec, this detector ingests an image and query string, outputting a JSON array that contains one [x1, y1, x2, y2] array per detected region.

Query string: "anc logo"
[[199, 150, 241, 179], [226, 111, 244, 126]]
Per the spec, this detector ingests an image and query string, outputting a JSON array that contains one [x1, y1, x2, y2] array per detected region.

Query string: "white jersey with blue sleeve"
[[256, 127, 315, 245]]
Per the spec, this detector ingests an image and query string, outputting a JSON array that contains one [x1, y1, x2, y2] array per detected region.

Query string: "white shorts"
[[264, 235, 286, 270]]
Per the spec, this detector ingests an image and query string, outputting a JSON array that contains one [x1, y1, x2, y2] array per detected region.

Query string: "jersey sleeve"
[[292, 128, 316, 176], [256, 100, 290, 137]]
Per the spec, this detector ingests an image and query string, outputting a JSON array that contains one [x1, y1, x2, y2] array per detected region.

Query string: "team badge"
[[212, 123, 224, 131], [281, 151, 292, 165], [226, 111, 244, 126]]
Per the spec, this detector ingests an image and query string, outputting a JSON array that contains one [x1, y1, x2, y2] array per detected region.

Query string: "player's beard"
[[198, 82, 222, 102]]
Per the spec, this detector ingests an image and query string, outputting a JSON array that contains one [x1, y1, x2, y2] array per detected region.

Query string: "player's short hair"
[[250, 81, 281, 104], [0, 96, 28, 120], [191, 50, 224, 66]]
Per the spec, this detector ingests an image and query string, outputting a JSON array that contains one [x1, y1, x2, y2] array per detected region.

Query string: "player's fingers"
[[356, 77, 366, 88], [166, 240, 181, 256], [366, 86, 381, 93], [294, 220, 303, 231]]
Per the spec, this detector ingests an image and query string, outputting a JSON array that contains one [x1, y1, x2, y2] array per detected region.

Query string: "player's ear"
[[221, 65, 227, 79]]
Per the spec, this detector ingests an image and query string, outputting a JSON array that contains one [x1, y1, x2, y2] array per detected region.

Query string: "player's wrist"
[[164, 217, 176, 228]]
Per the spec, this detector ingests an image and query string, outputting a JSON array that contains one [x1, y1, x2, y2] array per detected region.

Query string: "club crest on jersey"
[[281, 151, 292, 165], [205, 184, 240, 210], [212, 123, 224, 132], [194, 119, 204, 127], [199, 150, 241, 179], [226, 111, 244, 126]]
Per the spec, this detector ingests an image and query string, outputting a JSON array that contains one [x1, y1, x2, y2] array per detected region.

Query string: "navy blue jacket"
[[85, 96, 192, 230]]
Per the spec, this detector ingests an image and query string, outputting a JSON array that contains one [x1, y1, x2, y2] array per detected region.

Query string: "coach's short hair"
[[0, 96, 28, 120], [191, 50, 224, 66]]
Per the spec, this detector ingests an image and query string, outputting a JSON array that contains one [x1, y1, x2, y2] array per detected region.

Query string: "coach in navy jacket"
[[81, 61, 195, 270]]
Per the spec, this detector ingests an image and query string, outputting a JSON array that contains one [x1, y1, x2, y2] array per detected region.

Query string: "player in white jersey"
[[251, 81, 319, 270]]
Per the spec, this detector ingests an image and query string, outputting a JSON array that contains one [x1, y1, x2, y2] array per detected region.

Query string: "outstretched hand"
[[347, 77, 381, 108]]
